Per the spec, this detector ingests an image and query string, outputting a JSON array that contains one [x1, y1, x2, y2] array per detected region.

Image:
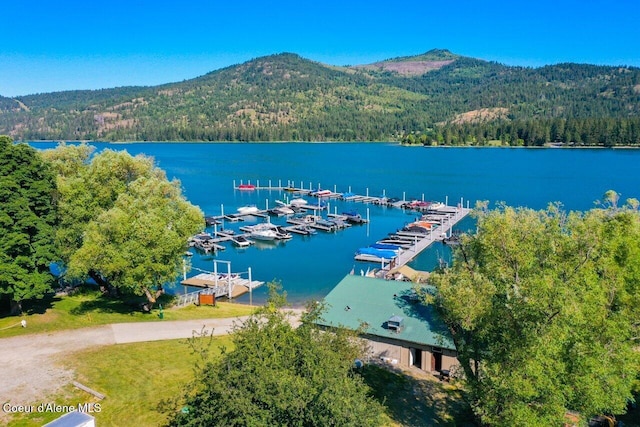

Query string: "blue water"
[[31, 142, 640, 305]]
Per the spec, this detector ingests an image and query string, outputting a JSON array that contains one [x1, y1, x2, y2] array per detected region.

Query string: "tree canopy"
[[426, 201, 640, 425], [0, 136, 58, 313], [42, 144, 203, 309], [166, 287, 385, 426]]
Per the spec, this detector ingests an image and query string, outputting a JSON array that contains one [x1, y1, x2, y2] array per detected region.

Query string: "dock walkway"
[[387, 207, 470, 270]]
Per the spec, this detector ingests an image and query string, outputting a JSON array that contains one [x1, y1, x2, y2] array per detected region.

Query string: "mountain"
[[1, 50, 639, 142]]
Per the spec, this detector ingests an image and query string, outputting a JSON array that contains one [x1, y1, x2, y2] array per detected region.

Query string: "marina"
[[184, 181, 471, 296], [189, 182, 470, 258]]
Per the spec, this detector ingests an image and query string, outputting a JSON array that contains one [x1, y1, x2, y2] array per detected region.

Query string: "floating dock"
[[198, 181, 472, 256], [180, 273, 264, 300], [355, 206, 470, 270]]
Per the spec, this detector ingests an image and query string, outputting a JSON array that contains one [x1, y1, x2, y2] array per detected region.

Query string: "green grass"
[[6, 336, 234, 427], [0, 289, 256, 338], [361, 365, 474, 426], [6, 339, 474, 427]]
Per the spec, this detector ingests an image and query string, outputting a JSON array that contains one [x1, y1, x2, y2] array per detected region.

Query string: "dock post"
[[182, 258, 187, 281], [383, 189, 386, 197], [214, 261, 218, 287], [278, 179, 281, 188], [403, 191, 406, 202], [366, 208, 370, 237], [348, 185, 351, 193], [335, 206, 337, 215], [446, 196, 448, 207], [269, 179, 272, 189], [248, 267, 252, 306], [467, 200, 470, 209], [257, 179, 259, 188], [327, 202, 330, 214], [233, 180, 236, 189], [227, 262, 232, 301], [422, 193, 425, 202], [366, 188, 369, 197], [334, 184, 337, 193]]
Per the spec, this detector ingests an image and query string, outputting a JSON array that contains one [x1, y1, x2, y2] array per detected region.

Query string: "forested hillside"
[[1, 49, 639, 144]]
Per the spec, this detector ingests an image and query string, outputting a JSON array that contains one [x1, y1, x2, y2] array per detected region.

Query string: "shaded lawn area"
[[0, 288, 256, 338], [361, 364, 476, 427]]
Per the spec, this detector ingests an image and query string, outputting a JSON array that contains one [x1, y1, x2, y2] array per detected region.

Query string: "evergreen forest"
[[1, 50, 639, 145]]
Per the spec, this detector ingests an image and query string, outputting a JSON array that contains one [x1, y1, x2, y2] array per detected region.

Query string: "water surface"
[[32, 142, 640, 305]]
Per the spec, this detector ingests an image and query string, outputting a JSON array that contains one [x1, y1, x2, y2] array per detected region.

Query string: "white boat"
[[270, 206, 295, 216], [247, 223, 279, 241], [312, 189, 332, 197], [289, 198, 309, 207], [237, 205, 259, 215], [250, 228, 278, 241]]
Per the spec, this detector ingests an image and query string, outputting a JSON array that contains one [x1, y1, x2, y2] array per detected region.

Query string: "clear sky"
[[1, 0, 639, 97]]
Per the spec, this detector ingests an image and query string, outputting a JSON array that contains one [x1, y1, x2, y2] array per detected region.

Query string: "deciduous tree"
[[166, 285, 385, 426], [43, 145, 203, 310], [427, 201, 640, 426]]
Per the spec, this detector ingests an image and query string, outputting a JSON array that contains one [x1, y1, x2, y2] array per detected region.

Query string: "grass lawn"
[[6, 336, 234, 427], [5, 337, 475, 427], [0, 289, 256, 338], [361, 364, 475, 426]]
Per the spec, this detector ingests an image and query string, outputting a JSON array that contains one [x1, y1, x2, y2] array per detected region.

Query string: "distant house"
[[315, 274, 458, 373]]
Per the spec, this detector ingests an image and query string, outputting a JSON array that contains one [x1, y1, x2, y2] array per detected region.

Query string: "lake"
[[32, 142, 640, 306]]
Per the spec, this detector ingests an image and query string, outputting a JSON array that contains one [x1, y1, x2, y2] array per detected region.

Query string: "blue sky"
[[1, 0, 639, 97]]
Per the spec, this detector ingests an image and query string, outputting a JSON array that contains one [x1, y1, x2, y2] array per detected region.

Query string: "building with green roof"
[[316, 274, 458, 373]]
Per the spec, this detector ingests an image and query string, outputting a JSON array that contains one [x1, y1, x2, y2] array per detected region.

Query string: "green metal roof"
[[316, 274, 455, 350]]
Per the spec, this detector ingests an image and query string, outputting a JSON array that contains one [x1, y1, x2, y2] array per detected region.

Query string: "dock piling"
[[248, 267, 253, 306]]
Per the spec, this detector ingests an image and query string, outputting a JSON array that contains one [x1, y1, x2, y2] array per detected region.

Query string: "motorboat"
[[404, 221, 436, 234], [273, 226, 293, 240], [355, 247, 397, 262], [237, 205, 259, 215], [250, 228, 278, 241], [342, 211, 366, 224], [231, 235, 254, 247], [269, 206, 295, 216], [293, 225, 316, 235], [289, 198, 309, 207], [311, 189, 332, 197], [370, 243, 402, 253], [188, 232, 219, 253], [237, 184, 256, 191]]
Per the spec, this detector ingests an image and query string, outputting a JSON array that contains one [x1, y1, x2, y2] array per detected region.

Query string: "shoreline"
[[25, 140, 640, 149]]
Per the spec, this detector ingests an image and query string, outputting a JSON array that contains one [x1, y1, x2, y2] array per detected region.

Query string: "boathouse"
[[316, 274, 458, 374]]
